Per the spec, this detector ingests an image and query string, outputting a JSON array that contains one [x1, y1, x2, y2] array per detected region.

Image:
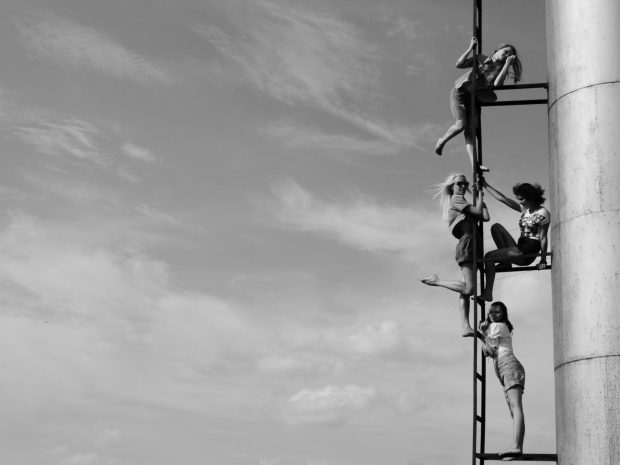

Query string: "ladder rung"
[[476, 372, 484, 381], [483, 252, 552, 262], [481, 99, 548, 106], [491, 82, 549, 90], [475, 415, 483, 423], [476, 453, 557, 462], [495, 265, 552, 273]]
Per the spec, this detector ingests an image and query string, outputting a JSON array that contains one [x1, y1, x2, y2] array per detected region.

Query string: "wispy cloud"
[[271, 179, 441, 259], [134, 203, 178, 226], [121, 143, 158, 163], [283, 384, 377, 426], [193, 0, 422, 147], [9, 115, 104, 161], [57, 451, 133, 465], [386, 16, 420, 43], [1, 101, 156, 181], [261, 121, 404, 156], [15, 13, 171, 84]]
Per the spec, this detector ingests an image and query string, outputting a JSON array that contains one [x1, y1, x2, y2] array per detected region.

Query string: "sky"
[[0, 1, 554, 464]]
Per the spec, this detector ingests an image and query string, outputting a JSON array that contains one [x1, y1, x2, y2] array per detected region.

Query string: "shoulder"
[[488, 322, 510, 338], [534, 206, 551, 224]]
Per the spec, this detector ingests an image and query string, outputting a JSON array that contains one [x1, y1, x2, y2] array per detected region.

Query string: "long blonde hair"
[[432, 173, 469, 222]]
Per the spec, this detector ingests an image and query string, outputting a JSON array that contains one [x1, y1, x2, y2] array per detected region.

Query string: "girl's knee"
[[462, 285, 474, 296], [454, 119, 464, 131]]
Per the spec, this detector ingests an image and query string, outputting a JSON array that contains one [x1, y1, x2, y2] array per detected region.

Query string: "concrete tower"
[[546, 1, 620, 464]]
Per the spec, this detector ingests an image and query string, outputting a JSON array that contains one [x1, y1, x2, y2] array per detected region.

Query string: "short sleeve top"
[[447, 194, 473, 239], [454, 54, 505, 90], [519, 206, 550, 241], [486, 322, 514, 356]]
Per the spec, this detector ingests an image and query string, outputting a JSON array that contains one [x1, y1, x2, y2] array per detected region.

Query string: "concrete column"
[[546, 1, 620, 464]]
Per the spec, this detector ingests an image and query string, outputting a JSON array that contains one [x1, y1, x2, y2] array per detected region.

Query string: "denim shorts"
[[449, 86, 469, 122], [494, 353, 525, 394]]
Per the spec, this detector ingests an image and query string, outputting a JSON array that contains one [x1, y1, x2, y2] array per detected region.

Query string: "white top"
[[486, 322, 514, 357]]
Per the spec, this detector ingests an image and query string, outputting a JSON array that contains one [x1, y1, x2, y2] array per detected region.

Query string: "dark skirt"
[[515, 237, 541, 266]]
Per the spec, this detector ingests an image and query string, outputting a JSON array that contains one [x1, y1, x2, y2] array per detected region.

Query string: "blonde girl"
[[421, 173, 489, 336]]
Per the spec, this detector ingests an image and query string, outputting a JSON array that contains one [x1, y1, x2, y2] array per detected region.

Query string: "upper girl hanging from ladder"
[[434, 37, 522, 170]]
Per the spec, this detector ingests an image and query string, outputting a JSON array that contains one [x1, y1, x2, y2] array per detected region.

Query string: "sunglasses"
[[456, 181, 469, 187]]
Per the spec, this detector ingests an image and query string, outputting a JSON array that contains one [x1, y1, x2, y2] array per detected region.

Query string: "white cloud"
[[284, 384, 377, 426], [272, 319, 425, 367], [257, 354, 341, 377], [346, 320, 406, 355], [0, 214, 267, 416], [259, 459, 282, 465], [94, 429, 122, 447], [271, 179, 440, 260], [15, 13, 170, 84]]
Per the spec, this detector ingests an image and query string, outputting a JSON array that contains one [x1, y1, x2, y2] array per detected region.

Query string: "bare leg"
[[502, 387, 525, 456], [421, 275, 466, 293], [422, 265, 475, 336], [435, 119, 464, 155], [421, 263, 475, 296], [479, 246, 521, 301], [491, 223, 518, 250], [464, 124, 475, 170]]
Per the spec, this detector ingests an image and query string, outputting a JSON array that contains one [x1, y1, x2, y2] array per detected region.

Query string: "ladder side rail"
[[471, 2, 483, 465], [474, 67, 487, 465], [466, 0, 486, 465]]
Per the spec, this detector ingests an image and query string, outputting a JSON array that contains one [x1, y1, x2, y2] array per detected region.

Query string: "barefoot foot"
[[420, 274, 438, 286], [434, 139, 444, 156], [499, 448, 522, 459], [461, 328, 475, 338]]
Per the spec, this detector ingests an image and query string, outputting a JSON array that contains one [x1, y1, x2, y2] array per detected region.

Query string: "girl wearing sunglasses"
[[421, 173, 489, 336]]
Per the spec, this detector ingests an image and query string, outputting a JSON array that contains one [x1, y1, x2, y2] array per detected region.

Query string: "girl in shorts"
[[421, 173, 489, 336], [479, 181, 549, 302], [480, 301, 526, 458], [434, 37, 522, 169]]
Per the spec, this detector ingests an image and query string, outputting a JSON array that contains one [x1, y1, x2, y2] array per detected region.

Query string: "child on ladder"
[[434, 37, 522, 170], [479, 301, 525, 459]]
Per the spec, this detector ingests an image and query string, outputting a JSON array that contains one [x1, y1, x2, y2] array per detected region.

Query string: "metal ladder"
[[470, 1, 556, 463]]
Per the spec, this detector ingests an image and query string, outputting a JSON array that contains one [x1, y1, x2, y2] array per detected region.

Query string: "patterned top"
[[519, 207, 550, 241], [454, 54, 505, 90]]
